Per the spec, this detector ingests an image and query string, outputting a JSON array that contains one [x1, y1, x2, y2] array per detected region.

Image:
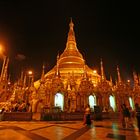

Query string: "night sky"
[[0, 1, 139, 82]]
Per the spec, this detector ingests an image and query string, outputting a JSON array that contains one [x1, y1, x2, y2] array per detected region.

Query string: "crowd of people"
[[0, 101, 31, 114], [83, 103, 140, 132], [116, 103, 140, 131]]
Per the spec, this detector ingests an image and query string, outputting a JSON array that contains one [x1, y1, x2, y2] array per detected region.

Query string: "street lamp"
[[27, 70, 33, 87], [0, 44, 6, 58], [28, 70, 33, 75], [0, 44, 3, 53], [93, 70, 97, 74]]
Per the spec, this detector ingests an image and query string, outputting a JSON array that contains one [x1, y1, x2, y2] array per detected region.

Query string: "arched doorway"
[[89, 95, 96, 109], [129, 97, 134, 110], [54, 93, 64, 110], [109, 95, 116, 111]]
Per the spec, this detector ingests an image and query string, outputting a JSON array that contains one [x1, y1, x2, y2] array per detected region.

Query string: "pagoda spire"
[[117, 66, 122, 83], [20, 71, 24, 85], [65, 18, 78, 51], [100, 59, 106, 81], [31, 76, 34, 87], [133, 71, 139, 85], [58, 18, 84, 68], [67, 18, 76, 42], [23, 74, 27, 87], [8, 74, 11, 84], [56, 53, 59, 75], [110, 75, 113, 86], [0, 56, 9, 81], [55, 53, 60, 77], [41, 63, 45, 82], [0, 56, 6, 81]]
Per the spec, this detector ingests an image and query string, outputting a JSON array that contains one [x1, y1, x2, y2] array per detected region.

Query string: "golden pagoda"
[[1, 19, 139, 115], [44, 19, 100, 84], [33, 19, 100, 112]]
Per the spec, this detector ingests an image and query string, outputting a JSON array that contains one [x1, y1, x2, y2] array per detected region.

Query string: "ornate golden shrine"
[[33, 19, 101, 112], [0, 19, 140, 113]]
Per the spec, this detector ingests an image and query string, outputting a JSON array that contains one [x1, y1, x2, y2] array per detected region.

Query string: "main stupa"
[[33, 19, 100, 112], [40, 19, 100, 85]]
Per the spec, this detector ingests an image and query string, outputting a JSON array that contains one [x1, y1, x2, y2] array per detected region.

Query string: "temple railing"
[[2, 112, 32, 121], [0, 111, 119, 121]]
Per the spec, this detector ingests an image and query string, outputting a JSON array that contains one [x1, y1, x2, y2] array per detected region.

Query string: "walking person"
[[120, 105, 125, 127], [135, 103, 140, 132], [83, 104, 91, 125], [128, 107, 134, 128], [121, 104, 130, 128]]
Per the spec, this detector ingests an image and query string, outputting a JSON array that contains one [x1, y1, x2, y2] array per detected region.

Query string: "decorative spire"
[[8, 74, 11, 84], [23, 74, 27, 87], [100, 59, 106, 81], [0, 56, 9, 81], [65, 18, 78, 52], [31, 76, 34, 87], [20, 71, 24, 85], [0, 56, 6, 81], [58, 18, 84, 67], [133, 71, 139, 85], [41, 63, 45, 81], [56, 53, 60, 76], [117, 66, 121, 83], [109, 75, 113, 86], [3, 57, 9, 81], [67, 18, 76, 42], [115, 78, 118, 86]]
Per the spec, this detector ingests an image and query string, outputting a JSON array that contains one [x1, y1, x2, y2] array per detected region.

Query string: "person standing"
[[122, 104, 130, 128], [120, 105, 125, 127], [83, 104, 91, 125], [135, 103, 140, 132]]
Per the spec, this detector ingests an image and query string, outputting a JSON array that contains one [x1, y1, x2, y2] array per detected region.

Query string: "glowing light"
[[127, 79, 130, 83], [109, 95, 116, 111], [55, 93, 64, 110], [93, 70, 97, 74], [0, 44, 4, 55], [28, 70, 33, 75], [129, 97, 134, 110], [0, 45, 2, 53], [89, 95, 96, 109], [8, 82, 11, 85], [94, 84, 97, 87]]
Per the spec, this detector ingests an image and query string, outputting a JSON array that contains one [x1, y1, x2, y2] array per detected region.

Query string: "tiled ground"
[[0, 120, 140, 140]]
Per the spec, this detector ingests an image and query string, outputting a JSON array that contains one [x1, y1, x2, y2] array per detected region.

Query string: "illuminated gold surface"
[[41, 19, 100, 86]]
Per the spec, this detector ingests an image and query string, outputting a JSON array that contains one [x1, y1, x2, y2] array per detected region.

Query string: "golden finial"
[[117, 65, 121, 83], [69, 17, 74, 29]]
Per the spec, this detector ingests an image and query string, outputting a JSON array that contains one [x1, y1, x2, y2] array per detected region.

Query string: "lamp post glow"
[[0, 44, 5, 57], [28, 70, 33, 75], [28, 70, 33, 87], [93, 70, 97, 74], [0, 45, 2, 53]]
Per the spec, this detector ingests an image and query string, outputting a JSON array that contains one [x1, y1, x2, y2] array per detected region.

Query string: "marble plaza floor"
[[0, 119, 140, 140]]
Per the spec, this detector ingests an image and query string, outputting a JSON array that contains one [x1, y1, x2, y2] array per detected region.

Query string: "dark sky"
[[0, 1, 139, 82]]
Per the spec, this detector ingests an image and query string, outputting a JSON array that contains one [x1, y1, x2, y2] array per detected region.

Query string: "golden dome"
[[58, 19, 85, 70], [34, 19, 100, 89]]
